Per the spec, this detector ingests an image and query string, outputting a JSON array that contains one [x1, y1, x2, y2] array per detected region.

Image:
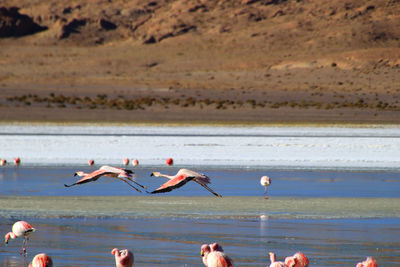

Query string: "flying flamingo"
[[260, 176, 271, 199], [4, 220, 36, 256], [356, 257, 378, 267], [64, 165, 146, 193], [150, 169, 222, 197], [285, 252, 309, 267], [201, 243, 233, 267], [29, 253, 53, 267], [111, 248, 134, 267]]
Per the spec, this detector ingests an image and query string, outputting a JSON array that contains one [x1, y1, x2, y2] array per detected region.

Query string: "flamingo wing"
[[178, 169, 210, 184], [100, 165, 134, 176], [150, 175, 195, 194], [64, 169, 110, 187]]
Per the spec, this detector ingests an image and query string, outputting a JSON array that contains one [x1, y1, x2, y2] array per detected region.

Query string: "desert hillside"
[[0, 0, 399, 123]]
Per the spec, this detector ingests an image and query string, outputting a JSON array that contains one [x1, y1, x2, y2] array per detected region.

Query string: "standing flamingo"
[[201, 243, 233, 267], [260, 176, 271, 199], [29, 253, 53, 267], [64, 165, 146, 193], [4, 220, 36, 256], [150, 169, 222, 197], [111, 248, 134, 267], [356, 257, 378, 267], [285, 252, 309, 267]]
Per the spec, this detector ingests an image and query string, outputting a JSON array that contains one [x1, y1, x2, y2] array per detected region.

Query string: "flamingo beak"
[[150, 173, 154, 177], [200, 250, 204, 257], [74, 172, 78, 177]]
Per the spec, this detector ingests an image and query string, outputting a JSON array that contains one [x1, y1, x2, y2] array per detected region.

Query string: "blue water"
[[0, 166, 400, 266]]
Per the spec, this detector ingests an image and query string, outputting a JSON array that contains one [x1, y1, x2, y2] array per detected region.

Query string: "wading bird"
[[150, 169, 222, 197], [356, 257, 378, 267], [29, 253, 53, 267], [111, 248, 134, 267], [4, 220, 36, 256], [268, 252, 294, 267], [64, 165, 146, 193], [260, 176, 271, 199], [201, 243, 233, 267], [285, 252, 309, 267]]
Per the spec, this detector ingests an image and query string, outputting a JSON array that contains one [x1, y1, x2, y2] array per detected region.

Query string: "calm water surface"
[[0, 166, 399, 266]]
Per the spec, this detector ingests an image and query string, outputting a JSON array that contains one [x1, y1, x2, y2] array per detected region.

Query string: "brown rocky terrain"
[[0, 0, 399, 124]]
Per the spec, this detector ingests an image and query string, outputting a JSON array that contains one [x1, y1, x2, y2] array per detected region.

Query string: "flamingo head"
[[150, 172, 161, 177], [200, 244, 211, 266], [111, 248, 134, 267], [29, 253, 53, 267], [200, 244, 211, 256], [4, 232, 16, 244]]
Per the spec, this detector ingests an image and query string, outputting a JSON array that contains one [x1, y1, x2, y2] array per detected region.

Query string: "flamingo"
[[201, 243, 233, 267], [88, 159, 94, 166], [123, 158, 129, 166], [269, 252, 296, 267], [132, 159, 139, 166], [260, 176, 271, 199], [166, 158, 174, 166], [356, 257, 378, 267], [285, 252, 309, 267], [0, 159, 6, 166], [64, 165, 146, 193], [150, 169, 222, 197], [111, 248, 134, 267], [29, 253, 53, 267], [14, 157, 21, 166], [4, 220, 36, 256]]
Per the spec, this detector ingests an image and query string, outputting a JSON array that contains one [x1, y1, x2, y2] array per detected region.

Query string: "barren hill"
[[0, 0, 399, 123]]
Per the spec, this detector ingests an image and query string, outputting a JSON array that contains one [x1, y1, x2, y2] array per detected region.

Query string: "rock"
[[59, 18, 86, 39], [0, 6, 47, 37]]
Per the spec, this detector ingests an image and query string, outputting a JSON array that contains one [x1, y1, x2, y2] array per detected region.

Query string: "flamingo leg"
[[264, 186, 269, 199], [21, 237, 28, 256], [194, 180, 222, 197], [116, 178, 142, 193], [122, 176, 147, 189]]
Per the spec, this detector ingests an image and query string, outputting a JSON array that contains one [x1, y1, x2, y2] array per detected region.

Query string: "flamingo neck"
[[159, 173, 174, 180]]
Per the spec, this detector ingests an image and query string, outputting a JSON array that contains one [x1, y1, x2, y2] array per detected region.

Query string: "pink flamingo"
[[356, 257, 378, 267], [0, 159, 6, 166], [64, 165, 146, 193], [29, 253, 53, 267], [4, 220, 36, 255], [88, 159, 94, 166], [111, 248, 134, 267], [14, 157, 21, 166], [269, 252, 296, 267], [285, 252, 309, 267], [123, 158, 129, 166], [166, 158, 174, 166], [132, 159, 139, 166], [201, 243, 233, 267], [260, 176, 271, 199], [150, 169, 222, 197]]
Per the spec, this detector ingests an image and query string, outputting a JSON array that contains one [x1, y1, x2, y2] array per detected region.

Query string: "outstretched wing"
[[150, 175, 195, 194], [64, 169, 110, 187], [100, 165, 134, 176]]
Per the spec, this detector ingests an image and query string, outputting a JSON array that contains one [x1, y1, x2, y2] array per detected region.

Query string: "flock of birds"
[[3, 220, 378, 267], [3, 157, 378, 266]]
